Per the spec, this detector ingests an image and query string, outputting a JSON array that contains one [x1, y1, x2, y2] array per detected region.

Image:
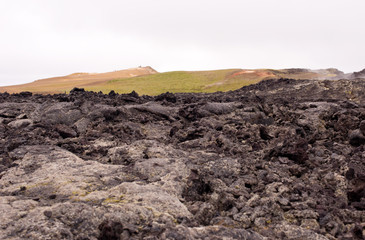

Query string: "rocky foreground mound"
[[0, 78, 364, 239]]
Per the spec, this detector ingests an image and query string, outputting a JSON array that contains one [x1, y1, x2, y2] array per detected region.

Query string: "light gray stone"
[[8, 119, 33, 128]]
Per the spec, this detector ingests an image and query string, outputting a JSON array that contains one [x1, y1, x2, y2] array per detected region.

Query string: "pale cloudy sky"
[[1, 0, 364, 86]]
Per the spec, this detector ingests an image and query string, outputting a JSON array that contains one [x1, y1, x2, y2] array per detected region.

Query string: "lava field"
[[0, 78, 364, 239]]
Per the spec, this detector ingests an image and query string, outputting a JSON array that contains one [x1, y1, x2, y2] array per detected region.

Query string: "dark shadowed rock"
[[70, 87, 85, 93], [108, 90, 116, 96], [19, 91, 33, 97], [98, 220, 123, 240], [349, 129, 365, 146], [155, 92, 177, 103], [128, 90, 139, 98], [259, 125, 273, 140], [56, 124, 77, 138]]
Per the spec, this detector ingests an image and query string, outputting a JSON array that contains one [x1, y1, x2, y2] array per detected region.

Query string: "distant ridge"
[[351, 68, 365, 79], [0, 66, 157, 94], [0, 67, 363, 95]]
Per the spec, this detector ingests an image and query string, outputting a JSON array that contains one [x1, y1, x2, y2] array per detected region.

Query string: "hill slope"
[[86, 68, 348, 95], [0, 66, 157, 94], [84, 69, 274, 95], [0, 67, 358, 95]]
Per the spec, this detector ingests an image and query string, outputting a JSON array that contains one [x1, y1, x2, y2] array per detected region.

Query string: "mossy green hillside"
[[84, 69, 265, 95]]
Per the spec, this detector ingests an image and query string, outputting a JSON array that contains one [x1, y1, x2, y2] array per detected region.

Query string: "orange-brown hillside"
[[0, 66, 157, 94], [0, 67, 353, 95]]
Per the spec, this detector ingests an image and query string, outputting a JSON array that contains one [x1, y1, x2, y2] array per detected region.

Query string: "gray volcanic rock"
[[0, 78, 365, 239], [8, 119, 33, 129]]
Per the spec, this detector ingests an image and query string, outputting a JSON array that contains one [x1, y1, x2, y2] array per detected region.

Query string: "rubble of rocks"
[[0, 78, 364, 239]]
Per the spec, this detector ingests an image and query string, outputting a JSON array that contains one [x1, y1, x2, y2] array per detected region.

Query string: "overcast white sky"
[[1, 0, 364, 86]]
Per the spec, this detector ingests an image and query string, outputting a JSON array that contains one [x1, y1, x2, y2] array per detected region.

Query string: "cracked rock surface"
[[0, 79, 365, 239]]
